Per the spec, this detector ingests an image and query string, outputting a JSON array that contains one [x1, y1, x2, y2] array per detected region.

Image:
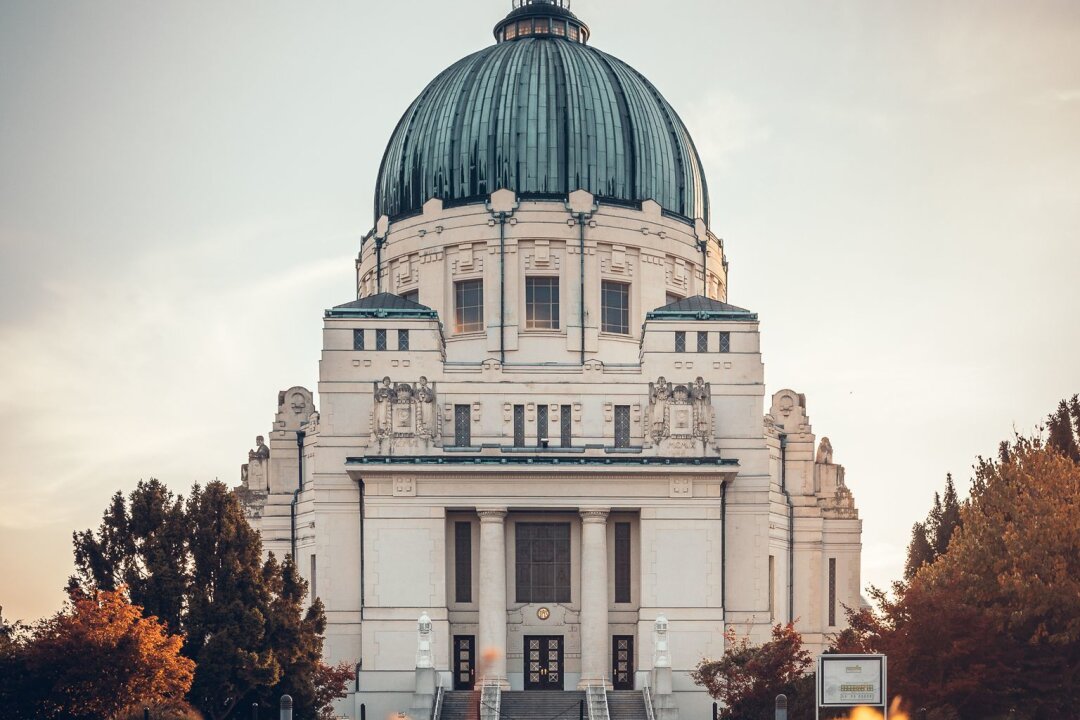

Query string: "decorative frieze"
[[372, 377, 440, 453]]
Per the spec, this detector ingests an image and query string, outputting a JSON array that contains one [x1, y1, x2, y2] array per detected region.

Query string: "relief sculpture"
[[646, 376, 714, 453], [372, 376, 440, 454]]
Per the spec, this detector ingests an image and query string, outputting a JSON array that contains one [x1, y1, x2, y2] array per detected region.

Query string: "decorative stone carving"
[[653, 615, 671, 668], [816, 437, 833, 465], [645, 377, 713, 452], [249, 435, 270, 461], [416, 612, 433, 669], [372, 377, 440, 454]]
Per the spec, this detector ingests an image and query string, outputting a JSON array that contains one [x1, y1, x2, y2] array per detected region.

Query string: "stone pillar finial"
[[416, 612, 434, 669], [653, 615, 671, 668]]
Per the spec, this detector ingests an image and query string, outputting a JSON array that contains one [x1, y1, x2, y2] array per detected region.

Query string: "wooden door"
[[454, 635, 476, 690], [524, 635, 563, 690], [612, 635, 634, 690]]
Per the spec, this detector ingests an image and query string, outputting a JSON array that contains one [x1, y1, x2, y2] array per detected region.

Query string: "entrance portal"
[[524, 635, 564, 691]]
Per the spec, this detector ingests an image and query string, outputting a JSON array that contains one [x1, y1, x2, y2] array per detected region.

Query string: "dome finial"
[[495, 0, 589, 44]]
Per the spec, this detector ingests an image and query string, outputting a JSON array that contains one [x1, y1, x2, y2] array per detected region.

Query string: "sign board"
[[817, 654, 887, 717]]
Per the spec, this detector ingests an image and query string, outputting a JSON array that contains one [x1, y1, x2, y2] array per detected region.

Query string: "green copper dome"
[[374, 2, 710, 224]]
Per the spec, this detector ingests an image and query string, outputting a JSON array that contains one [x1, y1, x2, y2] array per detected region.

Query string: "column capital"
[[477, 508, 508, 523], [579, 508, 610, 524]]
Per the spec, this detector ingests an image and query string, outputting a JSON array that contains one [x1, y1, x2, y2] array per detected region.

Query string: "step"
[[606, 691, 649, 720]]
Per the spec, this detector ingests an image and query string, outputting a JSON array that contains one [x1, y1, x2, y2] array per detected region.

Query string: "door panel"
[[524, 635, 564, 691], [612, 635, 634, 690], [454, 635, 476, 690]]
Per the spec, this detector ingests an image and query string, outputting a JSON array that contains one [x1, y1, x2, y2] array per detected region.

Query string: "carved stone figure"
[[372, 377, 440, 452], [692, 377, 713, 442], [373, 377, 394, 438], [817, 437, 833, 465], [417, 377, 437, 440], [249, 435, 270, 461], [647, 377, 672, 444], [646, 377, 713, 451]]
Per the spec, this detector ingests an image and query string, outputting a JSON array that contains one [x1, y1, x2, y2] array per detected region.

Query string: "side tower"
[[240, 3, 863, 718]]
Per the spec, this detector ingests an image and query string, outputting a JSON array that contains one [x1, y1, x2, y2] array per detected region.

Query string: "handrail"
[[431, 685, 445, 720], [642, 684, 656, 720], [585, 682, 610, 720]]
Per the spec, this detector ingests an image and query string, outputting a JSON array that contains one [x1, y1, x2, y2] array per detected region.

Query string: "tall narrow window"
[[615, 522, 631, 603], [455, 280, 484, 334], [310, 554, 318, 602], [768, 555, 776, 621], [526, 277, 560, 329], [614, 405, 631, 448], [376, 329, 387, 351], [353, 329, 365, 351], [601, 281, 630, 335], [829, 558, 837, 627], [674, 331, 686, 353], [514, 405, 525, 447], [455, 522, 472, 603], [398, 329, 410, 351], [697, 331, 709, 353], [560, 405, 572, 448], [719, 332, 731, 353], [454, 405, 471, 447], [537, 405, 549, 445]]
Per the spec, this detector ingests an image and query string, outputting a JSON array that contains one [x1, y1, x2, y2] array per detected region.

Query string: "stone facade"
[[239, 189, 862, 719]]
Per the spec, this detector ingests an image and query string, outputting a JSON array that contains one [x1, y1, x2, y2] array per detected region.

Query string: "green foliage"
[[71, 480, 335, 720]]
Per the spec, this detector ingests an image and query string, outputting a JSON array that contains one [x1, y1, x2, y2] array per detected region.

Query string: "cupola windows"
[[601, 281, 631, 335], [455, 280, 484, 334], [526, 277, 561, 330]]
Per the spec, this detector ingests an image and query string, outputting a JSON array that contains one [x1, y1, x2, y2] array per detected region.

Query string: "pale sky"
[[1, 0, 1078, 623]]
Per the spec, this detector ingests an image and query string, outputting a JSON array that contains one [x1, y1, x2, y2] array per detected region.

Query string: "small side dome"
[[374, 2, 709, 225]]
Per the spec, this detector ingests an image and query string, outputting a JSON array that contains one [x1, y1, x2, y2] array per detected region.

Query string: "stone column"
[[579, 508, 610, 688], [478, 508, 509, 687]]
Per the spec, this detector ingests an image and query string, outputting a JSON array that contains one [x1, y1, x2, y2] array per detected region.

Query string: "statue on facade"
[[647, 377, 672, 444], [416, 377, 438, 442], [248, 435, 270, 461], [817, 437, 833, 465]]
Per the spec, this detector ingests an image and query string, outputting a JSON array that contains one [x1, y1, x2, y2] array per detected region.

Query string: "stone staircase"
[[605, 691, 650, 720], [498, 691, 587, 720], [440, 690, 480, 720]]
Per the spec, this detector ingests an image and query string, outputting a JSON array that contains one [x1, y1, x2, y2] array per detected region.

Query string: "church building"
[[239, 2, 862, 718]]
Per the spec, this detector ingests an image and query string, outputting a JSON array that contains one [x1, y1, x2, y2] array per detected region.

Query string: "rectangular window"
[[697, 331, 709, 353], [552, 22, 566, 36], [674, 331, 686, 353], [665, 292, 683, 306], [454, 405, 471, 447], [615, 522, 631, 603], [560, 405, 572, 448], [455, 522, 472, 603], [537, 405, 549, 445], [515, 522, 571, 603], [376, 329, 387, 351], [719, 332, 731, 353], [455, 280, 484, 334], [398, 329, 410, 351], [601, 281, 630, 335], [401, 290, 419, 304], [614, 405, 631, 448], [353, 329, 365, 351], [310, 554, 317, 602], [526, 277, 560, 330], [769, 555, 776, 621], [514, 405, 525, 447], [829, 558, 837, 627]]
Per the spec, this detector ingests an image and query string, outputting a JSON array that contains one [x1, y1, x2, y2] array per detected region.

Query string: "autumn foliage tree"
[[692, 623, 814, 720], [1, 588, 194, 720]]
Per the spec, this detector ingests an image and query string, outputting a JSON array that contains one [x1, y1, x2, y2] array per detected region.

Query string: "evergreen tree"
[[931, 474, 963, 557], [1047, 397, 1080, 462], [903, 521, 934, 580]]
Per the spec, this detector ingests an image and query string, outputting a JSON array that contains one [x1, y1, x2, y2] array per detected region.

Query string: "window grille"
[[454, 405, 471, 447], [514, 405, 525, 447], [455, 522, 472, 603], [398, 329, 409, 351], [560, 405, 572, 448], [829, 558, 837, 626], [719, 332, 731, 353], [698, 331, 709, 353], [376, 329, 387, 351], [675, 332, 686, 353], [615, 523, 631, 603], [614, 405, 631, 448], [515, 523, 571, 603], [537, 405, 549, 445], [353, 329, 365, 351]]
